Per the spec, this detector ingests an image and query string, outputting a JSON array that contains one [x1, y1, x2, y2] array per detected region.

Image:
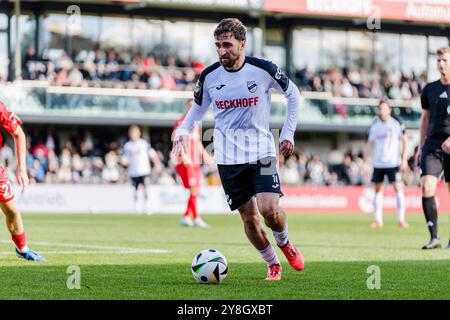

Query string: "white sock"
[[374, 191, 383, 223], [258, 244, 280, 266], [396, 190, 406, 222], [17, 245, 29, 253], [272, 225, 289, 247]]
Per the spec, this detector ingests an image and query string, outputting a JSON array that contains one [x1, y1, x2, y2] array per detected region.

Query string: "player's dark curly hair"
[[214, 18, 247, 41]]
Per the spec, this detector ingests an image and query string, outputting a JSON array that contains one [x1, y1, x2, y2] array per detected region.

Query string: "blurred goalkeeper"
[[172, 98, 215, 228], [0, 100, 45, 261], [416, 47, 450, 250]]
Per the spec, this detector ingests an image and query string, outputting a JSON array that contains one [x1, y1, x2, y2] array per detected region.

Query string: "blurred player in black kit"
[[417, 47, 450, 250]]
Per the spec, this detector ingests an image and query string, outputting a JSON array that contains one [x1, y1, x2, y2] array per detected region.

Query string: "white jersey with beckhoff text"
[[368, 117, 406, 168], [175, 56, 300, 165], [123, 139, 157, 177]]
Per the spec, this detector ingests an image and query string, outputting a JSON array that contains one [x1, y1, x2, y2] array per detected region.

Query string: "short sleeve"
[[268, 63, 290, 93], [420, 85, 429, 110], [193, 62, 219, 107], [148, 146, 157, 158], [0, 101, 22, 134], [245, 57, 290, 93]]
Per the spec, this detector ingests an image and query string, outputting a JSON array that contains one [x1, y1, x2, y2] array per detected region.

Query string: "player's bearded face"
[[215, 33, 245, 69]]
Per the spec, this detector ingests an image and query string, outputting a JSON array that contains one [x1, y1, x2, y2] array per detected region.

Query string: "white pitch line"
[[0, 250, 169, 255], [0, 240, 173, 254]]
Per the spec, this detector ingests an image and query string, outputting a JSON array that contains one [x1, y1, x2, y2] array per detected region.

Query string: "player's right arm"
[[364, 123, 375, 166], [172, 73, 212, 158], [419, 110, 429, 150], [121, 143, 129, 167], [416, 85, 430, 166], [0, 101, 29, 193]]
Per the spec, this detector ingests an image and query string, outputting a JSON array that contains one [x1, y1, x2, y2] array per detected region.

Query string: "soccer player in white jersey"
[[122, 125, 162, 213], [172, 18, 304, 281], [366, 100, 409, 228]]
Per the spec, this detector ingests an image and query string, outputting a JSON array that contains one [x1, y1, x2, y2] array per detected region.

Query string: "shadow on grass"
[[0, 260, 448, 300]]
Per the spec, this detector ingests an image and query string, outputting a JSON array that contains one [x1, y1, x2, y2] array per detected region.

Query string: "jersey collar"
[[222, 57, 247, 73]]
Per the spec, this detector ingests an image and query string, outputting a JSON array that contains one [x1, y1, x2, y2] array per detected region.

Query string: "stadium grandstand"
[[0, 0, 448, 213]]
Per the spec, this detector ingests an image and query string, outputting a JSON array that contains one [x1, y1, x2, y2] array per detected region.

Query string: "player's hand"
[[207, 163, 218, 173], [400, 160, 409, 173], [280, 140, 294, 157], [16, 168, 29, 193], [441, 137, 450, 154], [414, 148, 422, 167], [172, 135, 188, 158]]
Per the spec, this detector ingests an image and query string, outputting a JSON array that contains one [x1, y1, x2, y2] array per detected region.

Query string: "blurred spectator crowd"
[[23, 47, 204, 91], [0, 128, 421, 187], [295, 66, 425, 101], [23, 47, 425, 101], [278, 148, 421, 187]]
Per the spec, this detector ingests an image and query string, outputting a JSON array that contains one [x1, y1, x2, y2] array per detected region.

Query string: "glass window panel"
[[428, 36, 449, 53], [100, 16, 132, 52], [373, 33, 400, 73], [0, 13, 7, 29], [190, 21, 217, 64], [72, 15, 100, 52], [348, 31, 373, 70], [264, 45, 285, 69], [10, 15, 35, 54], [161, 20, 192, 62], [41, 14, 67, 51], [401, 34, 426, 75], [0, 32, 7, 81], [321, 30, 347, 69], [293, 28, 320, 71], [131, 19, 163, 56]]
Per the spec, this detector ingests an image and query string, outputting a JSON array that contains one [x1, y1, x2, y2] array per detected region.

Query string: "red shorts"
[[0, 166, 14, 202], [176, 163, 201, 189]]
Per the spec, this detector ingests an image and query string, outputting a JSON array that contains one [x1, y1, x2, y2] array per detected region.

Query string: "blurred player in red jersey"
[[0, 100, 45, 261], [173, 99, 215, 228]]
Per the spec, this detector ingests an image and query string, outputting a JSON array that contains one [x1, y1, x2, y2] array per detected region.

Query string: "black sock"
[[422, 197, 438, 239]]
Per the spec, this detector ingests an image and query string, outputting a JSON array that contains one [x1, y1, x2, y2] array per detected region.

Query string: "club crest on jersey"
[[247, 81, 258, 93], [447, 104, 450, 115]]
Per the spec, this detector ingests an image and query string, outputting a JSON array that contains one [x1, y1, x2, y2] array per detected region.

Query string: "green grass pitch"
[[0, 212, 448, 300]]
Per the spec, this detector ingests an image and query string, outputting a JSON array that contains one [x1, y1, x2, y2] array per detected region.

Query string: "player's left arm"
[[400, 133, 409, 172], [267, 64, 299, 157], [280, 81, 300, 157], [149, 147, 163, 173], [396, 118, 409, 172], [11, 125, 29, 193]]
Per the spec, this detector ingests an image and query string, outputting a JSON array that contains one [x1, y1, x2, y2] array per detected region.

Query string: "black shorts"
[[217, 157, 283, 211], [420, 147, 450, 182], [131, 175, 150, 189], [371, 167, 401, 184]]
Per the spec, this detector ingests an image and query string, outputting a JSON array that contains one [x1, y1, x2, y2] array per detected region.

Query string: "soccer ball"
[[191, 249, 228, 284]]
